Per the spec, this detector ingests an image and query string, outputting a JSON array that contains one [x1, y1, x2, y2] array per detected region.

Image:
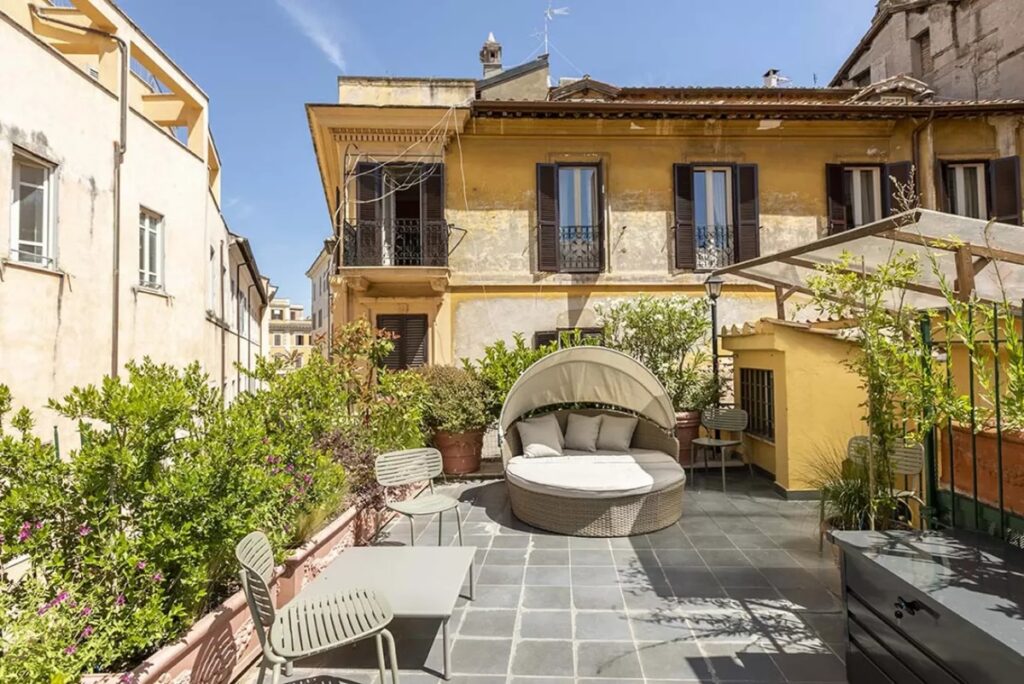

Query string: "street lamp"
[[704, 275, 724, 407]]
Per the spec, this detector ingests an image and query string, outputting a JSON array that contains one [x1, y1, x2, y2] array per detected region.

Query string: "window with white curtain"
[[945, 163, 987, 219], [842, 167, 881, 228], [138, 209, 164, 288], [11, 151, 56, 266]]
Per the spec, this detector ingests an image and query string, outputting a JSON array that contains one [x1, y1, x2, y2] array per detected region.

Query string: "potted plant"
[[417, 366, 490, 474], [598, 295, 717, 463]]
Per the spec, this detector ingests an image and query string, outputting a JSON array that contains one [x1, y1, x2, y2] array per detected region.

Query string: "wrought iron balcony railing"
[[694, 223, 734, 271], [558, 225, 602, 273], [342, 219, 450, 267]]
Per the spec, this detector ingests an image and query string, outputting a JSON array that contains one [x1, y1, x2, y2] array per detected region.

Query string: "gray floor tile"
[[457, 608, 516, 637], [491, 534, 530, 548], [686, 534, 738, 549], [705, 652, 786, 681], [510, 639, 575, 676], [523, 585, 572, 609], [629, 610, 695, 642], [449, 637, 511, 675], [777, 586, 842, 612], [700, 549, 753, 566], [771, 652, 847, 681], [570, 548, 615, 565], [572, 585, 627, 611], [464, 585, 520, 608], [574, 610, 633, 640], [530, 534, 570, 548], [528, 549, 570, 565], [712, 567, 771, 588], [478, 564, 525, 585], [525, 565, 571, 586], [654, 548, 706, 566], [637, 640, 713, 679], [520, 609, 572, 639], [571, 565, 620, 586], [570, 536, 611, 549], [484, 548, 528, 565], [576, 640, 644, 679]]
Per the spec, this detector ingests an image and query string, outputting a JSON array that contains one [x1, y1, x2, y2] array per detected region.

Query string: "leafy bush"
[[463, 333, 557, 421], [598, 295, 718, 411], [417, 366, 490, 434], [0, 320, 426, 680]]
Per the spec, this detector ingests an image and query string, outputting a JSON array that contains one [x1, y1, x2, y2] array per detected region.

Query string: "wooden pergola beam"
[[882, 229, 1024, 267], [780, 256, 948, 300]]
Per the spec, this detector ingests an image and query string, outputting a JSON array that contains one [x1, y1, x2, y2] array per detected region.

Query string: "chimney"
[[480, 32, 502, 78], [763, 69, 781, 88]]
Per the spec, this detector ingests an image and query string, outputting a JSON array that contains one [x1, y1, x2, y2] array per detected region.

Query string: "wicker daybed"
[[499, 347, 684, 537]]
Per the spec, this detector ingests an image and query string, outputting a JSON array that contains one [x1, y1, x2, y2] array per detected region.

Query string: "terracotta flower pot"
[[434, 429, 484, 474], [675, 411, 701, 465]]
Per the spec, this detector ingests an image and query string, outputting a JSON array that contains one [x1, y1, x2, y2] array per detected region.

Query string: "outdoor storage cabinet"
[[832, 530, 1024, 683]]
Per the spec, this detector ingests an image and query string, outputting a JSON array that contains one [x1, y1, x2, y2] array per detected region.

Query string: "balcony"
[[695, 223, 735, 271], [558, 224, 602, 273], [343, 219, 450, 268]]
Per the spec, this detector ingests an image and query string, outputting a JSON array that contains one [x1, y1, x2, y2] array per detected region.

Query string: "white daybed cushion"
[[564, 413, 601, 452], [506, 449, 686, 499], [596, 415, 638, 452], [517, 418, 563, 458]]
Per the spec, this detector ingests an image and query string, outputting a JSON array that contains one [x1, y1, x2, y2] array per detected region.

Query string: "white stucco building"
[[0, 0, 270, 434], [306, 242, 333, 348]]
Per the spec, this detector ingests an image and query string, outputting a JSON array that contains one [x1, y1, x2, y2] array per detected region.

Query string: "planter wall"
[[938, 425, 1024, 517], [88, 483, 423, 684]]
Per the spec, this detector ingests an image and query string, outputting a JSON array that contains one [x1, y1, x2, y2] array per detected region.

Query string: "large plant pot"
[[675, 411, 701, 465], [434, 429, 484, 474], [939, 425, 1024, 517]]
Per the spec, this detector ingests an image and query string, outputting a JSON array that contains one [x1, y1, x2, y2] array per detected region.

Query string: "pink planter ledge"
[[84, 483, 425, 684]]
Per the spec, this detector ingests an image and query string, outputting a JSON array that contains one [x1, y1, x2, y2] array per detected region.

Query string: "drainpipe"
[[219, 241, 226, 393], [31, 7, 129, 377], [234, 262, 244, 396], [246, 282, 258, 389]]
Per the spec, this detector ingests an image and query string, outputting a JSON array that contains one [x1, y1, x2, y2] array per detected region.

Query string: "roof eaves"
[[476, 54, 549, 91]]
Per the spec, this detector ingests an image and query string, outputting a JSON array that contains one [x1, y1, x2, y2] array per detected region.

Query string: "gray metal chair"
[[236, 531, 399, 684], [690, 407, 750, 491], [376, 447, 463, 547]]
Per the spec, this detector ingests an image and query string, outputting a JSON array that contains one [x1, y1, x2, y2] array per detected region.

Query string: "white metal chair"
[[236, 531, 399, 684], [375, 447, 463, 547], [690, 407, 750, 491]]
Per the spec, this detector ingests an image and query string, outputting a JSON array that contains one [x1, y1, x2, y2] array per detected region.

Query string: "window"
[[693, 167, 733, 270], [740, 368, 774, 441], [207, 247, 217, 311], [138, 209, 163, 288], [842, 167, 882, 228], [273, 334, 282, 346], [533, 327, 604, 350], [912, 30, 933, 76], [851, 68, 871, 88], [272, 309, 283, 320], [536, 163, 603, 273], [238, 293, 248, 336], [295, 334, 304, 346], [376, 314, 428, 369], [944, 163, 988, 219], [10, 151, 56, 266]]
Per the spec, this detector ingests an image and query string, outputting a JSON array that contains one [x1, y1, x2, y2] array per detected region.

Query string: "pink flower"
[[37, 603, 49, 616], [63, 644, 77, 655], [119, 674, 135, 684], [151, 572, 163, 582], [17, 521, 32, 542], [55, 590, 69, 603], [80, 605, 92, 617], [34, 521, 43, 530], [115, 594, 126, 607], [78, 524, 92, 537], [81, 625, 94, 639], [136, 560, 147, 570]]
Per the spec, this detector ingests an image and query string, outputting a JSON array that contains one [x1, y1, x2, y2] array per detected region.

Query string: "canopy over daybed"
[[499, 346, 677, 436]]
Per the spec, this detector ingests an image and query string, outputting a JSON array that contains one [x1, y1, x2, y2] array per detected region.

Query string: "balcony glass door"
[[557, 165, 601, 272], [694, 167, 732, 270]]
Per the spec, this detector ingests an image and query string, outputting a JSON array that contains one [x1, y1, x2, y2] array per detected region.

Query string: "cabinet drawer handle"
[[894, 596, 921, 619]]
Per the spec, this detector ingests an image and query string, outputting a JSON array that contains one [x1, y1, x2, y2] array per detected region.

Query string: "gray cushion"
[[597, 415, 638, 452], [521, 413, 564, 448], [564, 413, 602, 452], [517, 418, 563, 458]]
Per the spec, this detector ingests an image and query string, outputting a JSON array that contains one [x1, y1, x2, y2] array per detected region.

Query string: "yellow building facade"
[[307, 40, 1024, 370]]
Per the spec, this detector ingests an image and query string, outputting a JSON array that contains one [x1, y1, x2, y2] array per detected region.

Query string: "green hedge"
[[0, 320, 426, 681]]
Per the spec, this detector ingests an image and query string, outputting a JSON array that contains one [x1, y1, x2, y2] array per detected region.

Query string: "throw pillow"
[[517, 418, 563, 458], [597, 415, 639, 452], [520, 413, 564, 448], [564, 413, 602, 452]]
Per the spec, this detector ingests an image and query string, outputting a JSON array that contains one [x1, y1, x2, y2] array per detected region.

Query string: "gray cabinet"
[[832, 530, 1024, 683]]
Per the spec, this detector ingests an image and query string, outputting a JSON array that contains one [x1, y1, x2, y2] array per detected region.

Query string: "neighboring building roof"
[[228, 233, 268, 306], [305, 240, 335, 278], [476, 54, 549, 92], [829, 0, 942, 86]]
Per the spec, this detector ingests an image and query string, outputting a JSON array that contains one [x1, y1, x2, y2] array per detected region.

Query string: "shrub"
[[598, 295, 718, 411], [0, 320, 427, 680], [463, 333, 557, 421], [417, 366, 490, 434]]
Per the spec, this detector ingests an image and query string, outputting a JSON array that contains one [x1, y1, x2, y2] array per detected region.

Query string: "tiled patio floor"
[[240, 471, 846, 683]]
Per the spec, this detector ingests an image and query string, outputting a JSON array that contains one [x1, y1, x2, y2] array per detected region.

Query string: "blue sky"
[[118, 0, 876, 309]]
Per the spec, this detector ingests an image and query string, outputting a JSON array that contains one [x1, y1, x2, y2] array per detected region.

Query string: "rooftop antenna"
[[543, 1, 569, 55]]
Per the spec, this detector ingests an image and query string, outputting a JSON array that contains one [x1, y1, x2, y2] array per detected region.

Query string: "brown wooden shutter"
[[734, 164, 759, 262], [673, 163, 695, 269], [825, 164, 848, 234], [421, 165, 447, 266], [533, 330, 558, 349], [536, 164, 559, 272], [355, 162, 382, 264], [936, 160, 949, 212], [989, 155, 1022, 225], [883, 161, 915, 215], [376, 314, 428, 369]]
